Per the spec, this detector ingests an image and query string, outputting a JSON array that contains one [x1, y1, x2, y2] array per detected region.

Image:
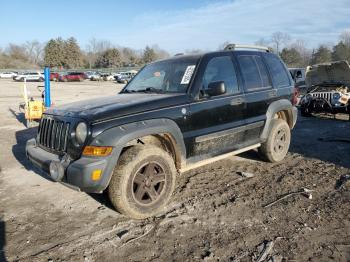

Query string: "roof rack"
[[224, 44, 269, 52]]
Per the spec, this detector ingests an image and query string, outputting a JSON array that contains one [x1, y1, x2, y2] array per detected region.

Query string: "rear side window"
[[202, 56, 239, 95], [237, 55, 271, 91], [264, 54, 291, 88]]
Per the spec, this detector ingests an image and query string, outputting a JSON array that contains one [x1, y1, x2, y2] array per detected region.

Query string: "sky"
[[0, 0, 349, 53]]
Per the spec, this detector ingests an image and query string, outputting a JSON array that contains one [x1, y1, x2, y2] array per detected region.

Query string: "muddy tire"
[[108, 145, 177, 219], [259, 119, 291, 163]]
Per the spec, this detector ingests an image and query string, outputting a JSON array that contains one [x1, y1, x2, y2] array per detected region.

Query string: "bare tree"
[[255, 38, 270, 47], [121, 47, 139, 66], [217, 41, 231, 50], [185, 49, 203, 54], [290, 39, 312, 67], [340, 30, 350, 47], [24, 40, 43, 66], [152, 44, 170, 60], [271, 32, 291, 54], [85, 38, 113, 68], [7, 44, 28, 61]]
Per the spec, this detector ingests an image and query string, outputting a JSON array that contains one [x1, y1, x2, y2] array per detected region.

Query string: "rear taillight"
[[292, 86, 299, 105]]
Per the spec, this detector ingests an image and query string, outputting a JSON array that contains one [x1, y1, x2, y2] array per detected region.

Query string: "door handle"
[[268, 90, 277, 98], [230, 97, 244, 105]]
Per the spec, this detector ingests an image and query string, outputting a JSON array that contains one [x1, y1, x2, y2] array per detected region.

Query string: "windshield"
[[123, 57, 198, 93]]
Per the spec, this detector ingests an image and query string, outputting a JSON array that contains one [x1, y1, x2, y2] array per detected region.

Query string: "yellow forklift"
[[19, 68, 51, 128]]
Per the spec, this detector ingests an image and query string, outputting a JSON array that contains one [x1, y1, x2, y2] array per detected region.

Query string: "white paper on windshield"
[[181, 65, 196, 84]]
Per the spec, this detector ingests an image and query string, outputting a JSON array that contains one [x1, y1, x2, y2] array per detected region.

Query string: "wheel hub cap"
[[274, 128, 287, 153], [132, 162, 166, 205]]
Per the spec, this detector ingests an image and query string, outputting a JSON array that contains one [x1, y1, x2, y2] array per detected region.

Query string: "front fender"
[[87, 118, 186, 191]]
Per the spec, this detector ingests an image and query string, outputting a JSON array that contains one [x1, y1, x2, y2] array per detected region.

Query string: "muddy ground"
[[0, 79, 349, 262]]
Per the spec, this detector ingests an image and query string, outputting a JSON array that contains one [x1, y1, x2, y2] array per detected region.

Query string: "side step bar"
[[180, 143, 261, 173]]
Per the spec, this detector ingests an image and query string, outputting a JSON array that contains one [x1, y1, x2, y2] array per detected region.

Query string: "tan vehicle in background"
[[300, 60, 350, 119]]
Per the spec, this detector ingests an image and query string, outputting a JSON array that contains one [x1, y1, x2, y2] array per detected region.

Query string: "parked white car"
[[90, 72, 102, 81], [101, 73, 115, 81], [14, 72, 44, 82], [0, 72, 17, 78]]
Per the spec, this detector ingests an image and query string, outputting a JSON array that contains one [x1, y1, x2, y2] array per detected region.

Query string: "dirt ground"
[[0, 79, 349, 262]]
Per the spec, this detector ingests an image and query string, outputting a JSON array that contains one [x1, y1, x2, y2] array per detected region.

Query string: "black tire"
[[108, 145, 177, 219], [259, 118, 291, 163]]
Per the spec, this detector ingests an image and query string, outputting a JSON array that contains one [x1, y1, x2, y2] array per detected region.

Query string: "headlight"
[[333, 92, 341, 100], [75, 122, 87, 145]]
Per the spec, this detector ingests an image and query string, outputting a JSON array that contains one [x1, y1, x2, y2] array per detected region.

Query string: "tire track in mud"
[[5, 153, 350, 261], [2, 108, 350, 261]]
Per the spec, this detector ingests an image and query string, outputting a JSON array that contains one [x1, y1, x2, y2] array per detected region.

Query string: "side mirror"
[[206, 81, 226, 96]]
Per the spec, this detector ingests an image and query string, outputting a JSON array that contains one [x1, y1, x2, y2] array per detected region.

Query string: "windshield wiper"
[[133, 87, 165, 93], [121, 89, 135, 93]]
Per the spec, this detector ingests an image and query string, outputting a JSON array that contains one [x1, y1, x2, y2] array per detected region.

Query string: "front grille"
[[38, 117, 70, 152], [310, 92, 333, 103]]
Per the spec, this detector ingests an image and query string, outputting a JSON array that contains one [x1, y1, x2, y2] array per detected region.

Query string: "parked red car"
[[59, 72, 87, 82], [50, 72, 60, 81]]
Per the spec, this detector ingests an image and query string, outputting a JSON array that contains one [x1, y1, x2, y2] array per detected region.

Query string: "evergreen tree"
[[280, 47, 303, 67], [332, 41, 350, 61], [311, 45, 332, 65], [142, 46, 157, 64], [63, 37, 83, 69], [44, 38, 64, 67], [95, 48, 121, 68]]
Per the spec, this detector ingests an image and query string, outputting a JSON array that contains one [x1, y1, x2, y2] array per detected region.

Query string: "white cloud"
[[113, 0, 350, 53]]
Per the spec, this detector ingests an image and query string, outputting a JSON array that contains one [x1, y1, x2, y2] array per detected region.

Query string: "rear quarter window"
[[264, 53, 291, 88]]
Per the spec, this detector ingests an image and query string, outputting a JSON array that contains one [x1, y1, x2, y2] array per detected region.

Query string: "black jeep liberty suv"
[[26, 44, 297, 219]]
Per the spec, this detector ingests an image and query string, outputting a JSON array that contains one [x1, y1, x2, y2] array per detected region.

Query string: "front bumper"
[[26, 139, 114, 193]]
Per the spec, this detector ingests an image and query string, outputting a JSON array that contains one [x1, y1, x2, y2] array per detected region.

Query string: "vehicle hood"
[[305, 60, 350, 88], [45, 93, 188, 122]]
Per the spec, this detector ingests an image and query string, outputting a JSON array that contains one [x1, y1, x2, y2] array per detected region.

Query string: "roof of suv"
[[156, 47, 270, 64]]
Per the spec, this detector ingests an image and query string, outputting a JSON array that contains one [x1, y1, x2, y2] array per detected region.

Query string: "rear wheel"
[[259, 118, 291, 163], [108, 145, 177, 219]]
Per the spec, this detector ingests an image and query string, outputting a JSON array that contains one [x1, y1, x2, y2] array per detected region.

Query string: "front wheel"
[[108, 145, 177, 219], [259, 118, 291, 163]]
